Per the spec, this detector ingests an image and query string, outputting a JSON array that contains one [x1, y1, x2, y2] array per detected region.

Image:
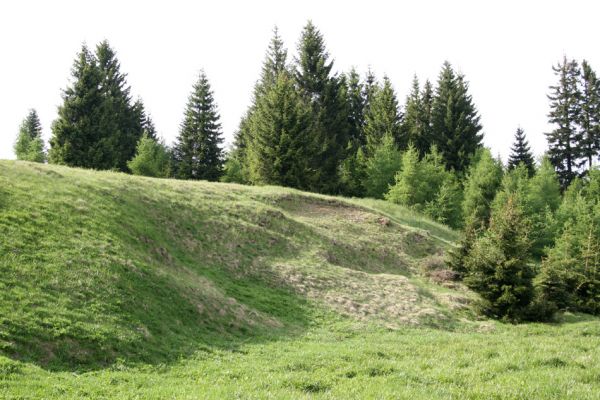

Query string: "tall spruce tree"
[[346, 67, 366, 148], [421, 79, 434, 128], [508, 127, 535, 176], [134, 100, 158, 141], [431, 61, 483, 173], [50, 42, 143, 170], [363, 76, 403, 154], [231, 27, 289, 183], [402, 75, 430, 156], [579, 60, 600, 171], [464, 196, 535, 321], [294, 21, 349, 193], [14, 109, 45, 162], [95, 41, 143, 171], [546, 56, 583, 188], [50, 45, 107, 167], [173, 71, 224, 181], [246, 72, 311, 188]]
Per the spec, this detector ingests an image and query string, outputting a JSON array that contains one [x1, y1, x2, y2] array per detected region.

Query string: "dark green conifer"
[[95, 40, 143, 171], [546, 56, 583, 188], [49, 45, 107, 167], [173, 71, 224, 181], [464, 196, 535, 321], [346, 68, 366, 148], [431, 61, 483, 173], [579, 60, 600, 171], [294, 21, 349, 193], [231, 27, 289, 183], [402, 75, 430, 156], [507, 127, 535, 176], [363, 76, 403, 154], [247, 72, 311, 188]]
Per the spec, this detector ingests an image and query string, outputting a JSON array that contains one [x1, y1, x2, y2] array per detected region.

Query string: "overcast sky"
[[1, 0, 599, 162]]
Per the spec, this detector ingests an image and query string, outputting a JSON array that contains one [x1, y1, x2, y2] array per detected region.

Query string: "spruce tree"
[[527, 156, 562, 256], [134, 100, 158, 141], [507, 127, 535, 176], [537, 197, 600, 315], [50, 42, 144, 171], [14, 109, 45, 162], [49, 45, 107, 167], [294, 21, 349, 193], [363, 76, 403, 154], [127, 133, 170, 178], [461, 148, 504, 229], [173, 71, 224, 181], [431, 61, 483, 173], [246, 72, 311, 188], [546, 56, 583, 188], [579, 60, 600, 171], [402, 75, 430, 156], [346, 67, 366, 148], [363, 133, 402, 199], [95, 41, 143, 171], [421, 79, 434, 129], [228, 27, 290, 184], [387, 145, 462, 228], [464, 196, 535, 321]]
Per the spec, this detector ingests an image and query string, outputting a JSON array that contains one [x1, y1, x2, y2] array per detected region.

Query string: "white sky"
[[1, 0, 599, 162]]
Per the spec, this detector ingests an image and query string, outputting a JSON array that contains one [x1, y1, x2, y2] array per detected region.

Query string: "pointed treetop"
[[508, 127, 535, 176], [294, 20, 333, 96], [260, 26, 288, 89]]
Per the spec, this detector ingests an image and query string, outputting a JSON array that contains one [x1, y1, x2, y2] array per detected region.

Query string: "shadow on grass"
[[0, 175, 316, 372]]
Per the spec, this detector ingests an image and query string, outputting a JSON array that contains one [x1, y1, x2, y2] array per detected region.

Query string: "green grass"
[[0, 160, 598, 399]]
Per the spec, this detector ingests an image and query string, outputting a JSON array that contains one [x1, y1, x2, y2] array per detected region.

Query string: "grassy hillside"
[[1, 160, 599, 399]]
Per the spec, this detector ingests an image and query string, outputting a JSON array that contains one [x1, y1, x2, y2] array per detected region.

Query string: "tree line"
[[12, 22, 600, 322]]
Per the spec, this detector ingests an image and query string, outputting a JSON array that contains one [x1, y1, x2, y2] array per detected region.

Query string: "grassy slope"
[[1, 161, 598, 399]]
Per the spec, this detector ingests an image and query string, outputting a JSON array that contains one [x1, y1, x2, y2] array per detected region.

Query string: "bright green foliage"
[[508, 127, 535, 176], [127, 133, 170, 178], [14, 109, 45, 162], [173, 71, 224, 181], [231, 27, 289, 181], [579, 60, 600, 171], [431, 61, 483, 173], [294, 21, 349, 193], [246, 73, 311, 188], [546, 57, 583, 189], [363, 133, 402, 199], [527, 157, 562, 255], [464, 196, 536, 321], [491, 164, 530, 214], [423, 176, 462, 229], [537, 200, 600, 315], [402, 76, 431, 156], [461, 148, 503, 229], [220, 154, 247, 184], [363, 76, 403, 154], [338, 146, 367, 197], [387, 145, 462, 227]]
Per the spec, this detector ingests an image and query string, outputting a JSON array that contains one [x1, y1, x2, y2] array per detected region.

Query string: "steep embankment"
[[0, 160, 470, 370]]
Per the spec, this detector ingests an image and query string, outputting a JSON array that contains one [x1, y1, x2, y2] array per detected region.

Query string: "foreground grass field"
[[1, 161, 598, 399]]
